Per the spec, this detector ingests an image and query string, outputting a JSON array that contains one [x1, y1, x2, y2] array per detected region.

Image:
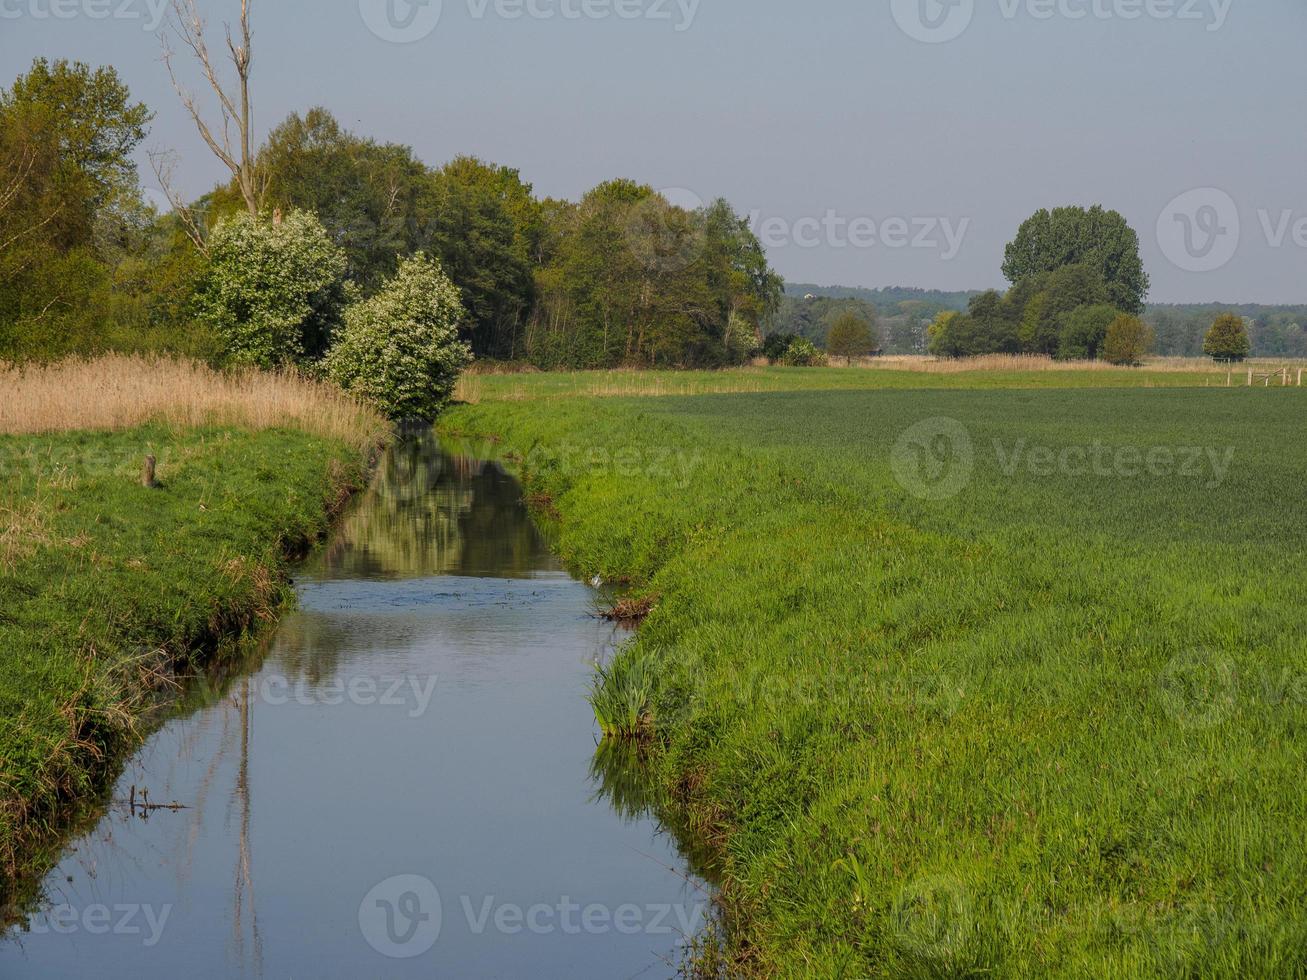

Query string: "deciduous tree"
[[1203, 313, 1251, 363], [1102, 314, 1151, 366], [826, 312, 877, 364], [1003, 205, 1149, 314]]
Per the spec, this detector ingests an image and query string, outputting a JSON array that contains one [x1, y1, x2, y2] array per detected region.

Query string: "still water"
[[3, 434, 703, 978]]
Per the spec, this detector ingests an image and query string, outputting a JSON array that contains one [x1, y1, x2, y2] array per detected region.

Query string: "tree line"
[[775, 287, 1305, 361], [0, 56, 780, 375]]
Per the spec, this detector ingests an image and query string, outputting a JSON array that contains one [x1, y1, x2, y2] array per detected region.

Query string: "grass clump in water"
[[591, 648, 656, 739]]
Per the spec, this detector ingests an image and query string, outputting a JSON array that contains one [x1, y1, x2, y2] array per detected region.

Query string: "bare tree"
[[147, 147, 210, 253], [162, 0, 263, 216]]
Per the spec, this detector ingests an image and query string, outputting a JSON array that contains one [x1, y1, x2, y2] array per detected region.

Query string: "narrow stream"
[[2, 433, 705, 978]]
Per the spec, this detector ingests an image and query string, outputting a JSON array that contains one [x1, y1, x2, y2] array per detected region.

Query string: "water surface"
[[3, 434, 703, 978]]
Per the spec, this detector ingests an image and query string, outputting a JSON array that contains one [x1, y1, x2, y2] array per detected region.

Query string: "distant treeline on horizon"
[[777, 283, 1307, 358]]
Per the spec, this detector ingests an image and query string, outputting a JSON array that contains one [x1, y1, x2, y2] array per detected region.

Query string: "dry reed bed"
[[849, 353, 1303, 373], [0, 355, 389, 452], [454, 370, 773, 404]]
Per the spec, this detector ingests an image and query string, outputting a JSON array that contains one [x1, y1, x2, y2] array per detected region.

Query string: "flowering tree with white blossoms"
[[194, 209, 350, 368], [326, 253, 471, 420]]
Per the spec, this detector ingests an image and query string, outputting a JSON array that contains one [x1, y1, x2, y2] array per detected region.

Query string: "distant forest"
[[773, 283, 1307, 358]]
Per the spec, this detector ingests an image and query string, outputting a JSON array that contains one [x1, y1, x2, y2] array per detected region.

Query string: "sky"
[[3, 0, 1304, 303]]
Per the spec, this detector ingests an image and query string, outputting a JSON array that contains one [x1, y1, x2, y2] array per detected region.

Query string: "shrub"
[[1056, 304, 1120, 360], [194, 210, 350, 368], [1203, 313, 1251, 363], [927, 310, 963, 358], [325, 253, 472, 421], [725, 311, 759, 364], [762, 332, 799, 364], [779, 337, 827, 367], [1102, 314, 1152, 366]]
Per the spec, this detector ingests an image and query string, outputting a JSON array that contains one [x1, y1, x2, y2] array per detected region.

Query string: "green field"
[[456, 361, 1243, 404], [445, 374, 1307, 977], [0, 426, 370, 899]]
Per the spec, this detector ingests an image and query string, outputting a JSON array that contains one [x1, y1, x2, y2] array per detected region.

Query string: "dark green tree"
[[1057, 303, 1119, 360], [1002, 205, 1149, 315], [1, 59, 151, 232], [415, 163, 535, 359], [1203, 313, 1251, 363], [258, 108, 424, 288], [0, 60, 151, 360], [1018, 263, 1110, 355]]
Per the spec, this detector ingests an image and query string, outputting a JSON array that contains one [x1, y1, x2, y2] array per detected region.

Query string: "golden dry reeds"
[[0, 355, 390, 452]]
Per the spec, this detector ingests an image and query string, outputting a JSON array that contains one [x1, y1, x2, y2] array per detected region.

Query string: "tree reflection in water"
[[313, 430, 557, 582]]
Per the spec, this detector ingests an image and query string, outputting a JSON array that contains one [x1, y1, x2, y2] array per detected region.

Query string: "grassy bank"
[[0, 357, 387, 899], [444, 372, 1307, 977]]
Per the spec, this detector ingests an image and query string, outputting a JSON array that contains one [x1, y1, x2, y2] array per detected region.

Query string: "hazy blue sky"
[[4, 0, 1304, 302]]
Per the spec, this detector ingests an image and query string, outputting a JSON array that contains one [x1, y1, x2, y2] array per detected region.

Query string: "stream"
[[1, 432, 705, 978]]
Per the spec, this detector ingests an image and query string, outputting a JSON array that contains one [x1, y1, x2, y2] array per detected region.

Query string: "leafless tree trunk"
[[162, 0, 262, 217], [147, 148, 210, 253]]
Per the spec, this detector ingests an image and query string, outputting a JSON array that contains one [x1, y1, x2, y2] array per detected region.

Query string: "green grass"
[[444, 378, 1307, 978], [0, 425, 371, 900], [457, 361, 1252, 405]]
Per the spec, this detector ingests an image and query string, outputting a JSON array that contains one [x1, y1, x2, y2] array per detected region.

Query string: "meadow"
[[444, 370, 1307, 977], [453, 356, 1302, 404], [0, 358, 386, 900]]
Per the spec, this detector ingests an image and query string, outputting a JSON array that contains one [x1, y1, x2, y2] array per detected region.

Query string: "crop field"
[[444, 376, 1307, 977]]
